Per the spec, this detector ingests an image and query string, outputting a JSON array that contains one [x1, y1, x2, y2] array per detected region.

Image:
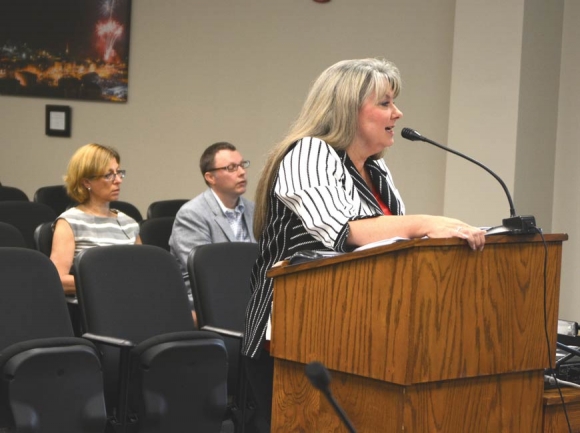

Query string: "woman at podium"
[[242, 57, 486, 430]]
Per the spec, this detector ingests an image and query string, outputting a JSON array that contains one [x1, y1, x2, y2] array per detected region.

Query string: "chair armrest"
[[82, 332, 135, 348], [82, 332, 134, 429], [200, 325, 243, 340]]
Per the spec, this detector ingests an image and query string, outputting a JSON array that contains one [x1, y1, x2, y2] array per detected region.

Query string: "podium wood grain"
[[543, 387, 580, 432], [273, 360, 544, 432], [269, 234, 566, 432]]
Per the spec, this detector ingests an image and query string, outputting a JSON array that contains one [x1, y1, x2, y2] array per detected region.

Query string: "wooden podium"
[[268, 234, 567, 432]]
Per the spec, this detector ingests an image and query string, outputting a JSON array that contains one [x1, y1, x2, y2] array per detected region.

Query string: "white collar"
[[210, 188, 244, 214]]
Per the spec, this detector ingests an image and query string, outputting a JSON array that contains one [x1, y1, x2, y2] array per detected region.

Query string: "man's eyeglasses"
[[92, 170, 126, 182], [207, 160, 250, 173]]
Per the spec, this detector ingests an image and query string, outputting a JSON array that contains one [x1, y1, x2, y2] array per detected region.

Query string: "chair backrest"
[[139, 216, 175, 251], [0, 248, 73, 347], [0, 247, 107, 433], [0, 185, 28, 201], [0, 201, 56, 248], [34, 221, 54, 256], [189, 242, 259, 331], [188, 242, 259, 399], [111, 200, 143, 222], [33, 184, 76, 216], [146, 199, 188, 219], [74, 245, 195, 343], [0, 222, 27, 248], [74, 244, 227, 432], [74, 244, 195, 413]]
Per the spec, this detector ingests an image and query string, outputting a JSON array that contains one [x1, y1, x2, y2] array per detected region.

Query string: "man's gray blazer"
[[168, 188, 256, 290]]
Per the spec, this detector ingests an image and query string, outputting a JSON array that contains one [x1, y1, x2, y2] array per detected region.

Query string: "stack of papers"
[[353, 237, 410, 251]]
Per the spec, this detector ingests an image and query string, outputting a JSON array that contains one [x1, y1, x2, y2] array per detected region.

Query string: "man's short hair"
[[199, 142, 237, 178]]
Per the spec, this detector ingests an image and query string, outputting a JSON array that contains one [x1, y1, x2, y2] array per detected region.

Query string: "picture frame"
[[45, 105, 72, 137], [0, 0, 132, 103]]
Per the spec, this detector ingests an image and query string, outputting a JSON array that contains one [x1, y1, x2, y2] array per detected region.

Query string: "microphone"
[[305, 361, 357, 433], [401, 127, 537, 235]]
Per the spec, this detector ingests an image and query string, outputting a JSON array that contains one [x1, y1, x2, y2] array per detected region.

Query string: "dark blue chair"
[[0, 247, 107, 432]]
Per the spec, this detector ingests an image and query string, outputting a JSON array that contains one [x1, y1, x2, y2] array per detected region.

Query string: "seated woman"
[[51, 143, 141, 294]]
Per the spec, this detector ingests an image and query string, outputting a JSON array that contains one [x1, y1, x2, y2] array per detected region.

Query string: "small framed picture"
[[45, 105, 72, 137]]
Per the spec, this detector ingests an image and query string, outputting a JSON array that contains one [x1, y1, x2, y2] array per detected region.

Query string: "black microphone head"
[[305, 361, 331, 391], [401, 127, 424, 141]]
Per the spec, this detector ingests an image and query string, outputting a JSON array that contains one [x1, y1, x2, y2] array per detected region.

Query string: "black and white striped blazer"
[[242, 137, 405, 358]]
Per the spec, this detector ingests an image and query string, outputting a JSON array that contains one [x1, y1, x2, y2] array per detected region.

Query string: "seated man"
[[169, 142, 256, 301]]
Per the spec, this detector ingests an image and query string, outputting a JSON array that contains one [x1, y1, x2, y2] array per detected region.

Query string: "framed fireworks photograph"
[[0, 0, 132, 102]]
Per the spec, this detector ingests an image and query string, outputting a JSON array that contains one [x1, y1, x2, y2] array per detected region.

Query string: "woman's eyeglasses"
[[92, 170, 126, 182], [207, 160, 250, 173]]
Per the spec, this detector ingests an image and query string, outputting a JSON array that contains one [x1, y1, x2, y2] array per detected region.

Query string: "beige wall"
[[445, 0, 527, 226], [0, 0, 455, 216], [445, 0, 563, 230], [554, 0, 580, 322], [514, 0, 563, 229], [1, 0, 578, 320]]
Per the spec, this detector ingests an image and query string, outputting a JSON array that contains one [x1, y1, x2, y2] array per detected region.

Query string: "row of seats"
[[0, 218, 259, 432], [0, 245, 231, 432], [0, 183, 188, 220], [0, 201, 56, 248], [0, 203, 174, 258], [0, 183, 188, 253]]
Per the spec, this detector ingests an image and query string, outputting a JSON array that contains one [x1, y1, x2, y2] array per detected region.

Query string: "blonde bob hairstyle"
[[253, 58, 402, 237], [64, 143, 121, 204]]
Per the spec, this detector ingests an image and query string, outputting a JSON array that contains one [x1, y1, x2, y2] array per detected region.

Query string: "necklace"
[[78, 204, 113, 218]]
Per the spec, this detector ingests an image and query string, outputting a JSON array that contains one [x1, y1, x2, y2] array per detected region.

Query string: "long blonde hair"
[[253, 58, 402, 237]]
